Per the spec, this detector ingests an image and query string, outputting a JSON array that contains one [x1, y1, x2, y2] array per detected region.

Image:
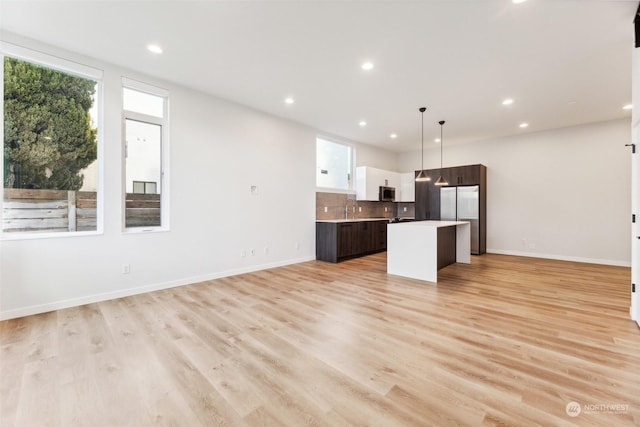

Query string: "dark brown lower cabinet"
[[436, 226, 457, 270], [337, 223, 356, 258], [316, 220, 388, 262]]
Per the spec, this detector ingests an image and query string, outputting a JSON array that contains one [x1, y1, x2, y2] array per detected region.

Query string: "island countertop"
[[387, 220, 468, 228]]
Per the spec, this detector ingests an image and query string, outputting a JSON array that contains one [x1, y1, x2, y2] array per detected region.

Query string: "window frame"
[[0, 42, 104, 240], [315, 136, 356, 193], [132, 181, 157, 195], [121, 77, 169, 233]]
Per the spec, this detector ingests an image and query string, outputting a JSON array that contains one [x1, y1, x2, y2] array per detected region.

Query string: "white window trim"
[[122, 77, 169, 98], [1, 42, 103, 81], [0, 43, 104, 240], [122, 77, 170, 233]]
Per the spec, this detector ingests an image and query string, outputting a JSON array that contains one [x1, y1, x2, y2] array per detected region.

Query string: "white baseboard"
[[0, 255, 316, 321], [486, 249, 631, 268], [2, 250, 630, 321]]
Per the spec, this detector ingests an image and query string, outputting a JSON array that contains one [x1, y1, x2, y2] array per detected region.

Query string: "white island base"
[[387, 221, 471, 283]]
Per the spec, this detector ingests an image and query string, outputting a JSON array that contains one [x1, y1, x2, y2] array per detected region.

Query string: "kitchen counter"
[[316, 217, 414, 223], [316, 218, 391, 223], [387, 220, 470, 282]]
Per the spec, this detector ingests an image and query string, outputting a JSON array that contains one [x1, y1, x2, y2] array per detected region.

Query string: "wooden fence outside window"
[[2, 189, 160, 232]]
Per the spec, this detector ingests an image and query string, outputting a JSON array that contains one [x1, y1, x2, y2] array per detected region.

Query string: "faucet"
[[345, 198, 356, 220]]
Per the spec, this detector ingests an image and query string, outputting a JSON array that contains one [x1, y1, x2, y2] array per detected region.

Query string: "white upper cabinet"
[[399, 172, 415, 202], [355, 166, 401, 201]]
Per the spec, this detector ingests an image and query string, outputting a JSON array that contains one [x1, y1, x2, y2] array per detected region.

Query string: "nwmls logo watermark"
[[565, 401, 630, 417], [582, 403, 630, 415], [565, 401, 581, 417]]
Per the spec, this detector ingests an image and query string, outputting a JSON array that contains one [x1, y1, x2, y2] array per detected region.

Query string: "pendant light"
[[415, 107, 431, 182], [434, 120, 449, 186]]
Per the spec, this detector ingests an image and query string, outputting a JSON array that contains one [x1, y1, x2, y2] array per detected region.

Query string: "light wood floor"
[[1, 253, 638, 426]]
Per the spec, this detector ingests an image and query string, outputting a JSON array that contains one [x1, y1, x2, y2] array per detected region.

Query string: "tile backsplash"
[[316, 192, 415, 220]]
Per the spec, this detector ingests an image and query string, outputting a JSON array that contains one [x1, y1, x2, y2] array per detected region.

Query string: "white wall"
[[354, 141, 398, 171], [398, 119, 631, 266], [0, 36, 317, 320]]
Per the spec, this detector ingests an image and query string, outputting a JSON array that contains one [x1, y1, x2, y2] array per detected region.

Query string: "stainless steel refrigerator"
[[440, 185, 480, 255]]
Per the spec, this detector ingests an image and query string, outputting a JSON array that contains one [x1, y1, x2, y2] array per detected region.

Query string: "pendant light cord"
[[440, 122, 443, 170], [421, 111, 424, 171], [416, 107, 428, 182], [440, 123, 444, 174]]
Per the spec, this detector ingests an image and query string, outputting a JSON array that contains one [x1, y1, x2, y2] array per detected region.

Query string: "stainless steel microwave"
[[379, 186, 396, 202]]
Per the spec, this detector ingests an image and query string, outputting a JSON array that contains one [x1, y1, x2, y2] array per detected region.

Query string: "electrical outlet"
[[295, 242, 300, 251], [385, 207, 388, 212], [324, 206, 328, 213], [122, 264, 130, 274], [250, 248, 256, 256], [403, 207, 407, 212]]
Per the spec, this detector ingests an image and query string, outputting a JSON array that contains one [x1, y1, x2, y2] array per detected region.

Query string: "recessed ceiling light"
[[147, 44, 163, 54], [361, 62, 374, 71], [512, 0, 527, 4], [390, 133, 397, 139], [502, 98, 514, 106], [358, 121, 367, 127], [434, 138, 441, 143], [284, 97, 294, 105], [623, 104, 633, 110], [519, 122, 529, 128]]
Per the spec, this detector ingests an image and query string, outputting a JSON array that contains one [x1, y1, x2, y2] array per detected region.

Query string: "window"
[[132, 181, 157, 194], [122, 78, 168, 230], [316, 137, 353, 191], [1, 43, 102, 236]]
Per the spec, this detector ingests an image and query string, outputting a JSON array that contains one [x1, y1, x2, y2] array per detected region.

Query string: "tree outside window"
[[2, 54, 100, 234]]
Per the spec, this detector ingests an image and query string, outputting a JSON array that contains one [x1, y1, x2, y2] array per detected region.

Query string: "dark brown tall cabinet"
[[415, 164, 487, 255]]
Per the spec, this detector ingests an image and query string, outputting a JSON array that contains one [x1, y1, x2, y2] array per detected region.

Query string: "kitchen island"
[[387, 220, 470, 282]]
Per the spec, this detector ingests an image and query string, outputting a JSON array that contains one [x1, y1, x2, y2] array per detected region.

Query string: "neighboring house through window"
[[122, 78, 169, 230], [316, 137, 354, 191], [132, 181, 157, 194]]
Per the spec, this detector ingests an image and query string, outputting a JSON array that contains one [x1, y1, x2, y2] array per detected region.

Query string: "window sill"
[[122, 227, 170, 235], [0, 230, 103, 241], [315, 187, 356, 194]]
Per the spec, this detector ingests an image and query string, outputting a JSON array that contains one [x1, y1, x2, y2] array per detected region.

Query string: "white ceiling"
[[0, 0, 637, 152]]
